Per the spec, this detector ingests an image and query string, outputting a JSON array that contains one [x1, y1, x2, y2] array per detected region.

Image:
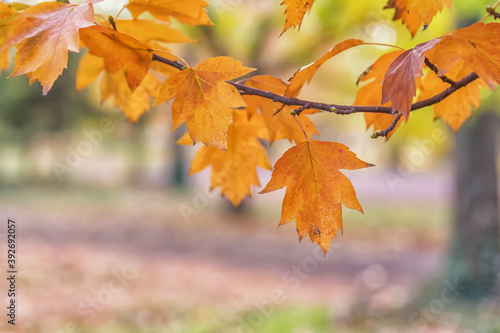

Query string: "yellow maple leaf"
[[354, 50, 404, 138], [189, 110, 271, 206], [79, 25, 153, 92], [243, 75, 317, 144], [260, 140, 373, 254], [126, 0, 213, 26], [0, 0, 100, 94], [115, 19, 195, 44], [281, 0, 316, 34], [154, 56, 255, 150], [385, 0, 452, 36], [76, 52, 160, 122]]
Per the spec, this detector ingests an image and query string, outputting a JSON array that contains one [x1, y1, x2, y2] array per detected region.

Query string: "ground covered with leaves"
[[1, 186, 497, 332]]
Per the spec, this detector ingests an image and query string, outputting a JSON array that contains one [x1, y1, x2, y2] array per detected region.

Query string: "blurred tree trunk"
[[170, 128, 187, 187], [447, 111, 499, 298]]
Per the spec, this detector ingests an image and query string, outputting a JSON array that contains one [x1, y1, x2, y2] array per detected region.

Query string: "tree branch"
[[371, 114, 402, 139], [424, 57, 456, 86], [151, 53, 480, 118]]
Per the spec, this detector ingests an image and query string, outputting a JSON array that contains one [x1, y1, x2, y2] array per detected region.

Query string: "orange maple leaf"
[[260, 140, 372, 254], [430, 22, 500, 89], [244, 75, 318, 144], [76, 52, 160, 122], [0, 0, 100, 94], [281, 0, 316, 34], [188, 110, 271, 206], [418, 60, 483, 132], [126, 0, 213, 26], [153, 56, 255, 150], [286, 39, 365, 97], [354, 50, 405, 138], [385, 0, 452, 36], [79, 25, 153, 92], [382, 38, 440, 120]]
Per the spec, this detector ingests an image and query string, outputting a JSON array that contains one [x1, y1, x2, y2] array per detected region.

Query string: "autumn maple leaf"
[[244, 75, 318, 144], [79, 25, 153, 93], [354, 50, 405, 138], [385, 0, 452, 36], [429, 22, 500, 89], [126, 0, 213, 26], [76, 52, 160, 122], [418, 60, 483, 131], [188, 110, 271, 206], [281, 0, 316, 34], [260, 140, 372, 254], [0, 0, 100, 94], [381, 38, 440, 120], [114, 19, 195, 44], [153, 56, 255, 150]]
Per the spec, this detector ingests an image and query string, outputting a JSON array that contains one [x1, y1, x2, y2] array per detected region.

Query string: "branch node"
[[294, 103, 311, 115], [372, 113, 402, 139], [108, 15, 117, 31], [487, 5, 500, 19]]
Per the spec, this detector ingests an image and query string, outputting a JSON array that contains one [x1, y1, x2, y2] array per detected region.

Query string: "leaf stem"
[[114, 6, 127, 21], [292, 112, 310, 142]]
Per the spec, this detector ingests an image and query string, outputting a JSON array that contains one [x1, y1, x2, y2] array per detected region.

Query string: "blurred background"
[[1, 0, 500, 332]]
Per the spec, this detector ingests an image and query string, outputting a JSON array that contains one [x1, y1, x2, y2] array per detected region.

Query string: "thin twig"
[[294, 103, 312, 115], [152, 54, 186, 70], [487, 5, 500, 19], [152, 49, 189, 68], [372, 114, 402, 139], [424, 57, 455, 86]]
